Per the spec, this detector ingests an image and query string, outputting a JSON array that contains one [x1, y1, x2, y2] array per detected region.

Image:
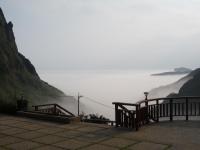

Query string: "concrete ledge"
[[16, 111, 71, 123]]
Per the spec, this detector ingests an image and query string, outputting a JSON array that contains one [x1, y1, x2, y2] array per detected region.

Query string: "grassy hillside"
[[0, 8, 64, 112], [149, 68, 200, 99], [179, 68, 200, 96]]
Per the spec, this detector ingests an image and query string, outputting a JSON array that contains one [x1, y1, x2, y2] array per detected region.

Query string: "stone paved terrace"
[[0, 114, 200, 150]]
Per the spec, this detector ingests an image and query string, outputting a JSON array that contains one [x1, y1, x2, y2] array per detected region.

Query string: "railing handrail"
[[32, 103, 75, 117], [55, 104, 75, 117], [32, 103, 56, 107], [112, 102, 139, 107], [113, 96, 200, 131], [137, 96, 200, 104]]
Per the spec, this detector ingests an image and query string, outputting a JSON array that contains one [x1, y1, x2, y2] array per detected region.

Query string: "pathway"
[[0, 114, 200, 150]]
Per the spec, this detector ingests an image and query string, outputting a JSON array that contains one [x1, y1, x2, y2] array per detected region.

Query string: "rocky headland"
[[0, 8, 67, 112]]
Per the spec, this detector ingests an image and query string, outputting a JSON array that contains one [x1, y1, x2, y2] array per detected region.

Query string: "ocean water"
[[39, 70, 186, 120]]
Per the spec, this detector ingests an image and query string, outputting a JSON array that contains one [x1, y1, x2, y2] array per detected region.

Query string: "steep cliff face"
[[179, 68, 200, 96], [149, 68, 200, 98], [149, 73, 192, 98], [0, 8, 64, 111]]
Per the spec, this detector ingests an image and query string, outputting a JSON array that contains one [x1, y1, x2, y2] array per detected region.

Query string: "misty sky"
[[1, 0, 200, 70]]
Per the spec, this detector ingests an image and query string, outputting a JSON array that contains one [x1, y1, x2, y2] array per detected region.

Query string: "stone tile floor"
[[0, 114, 200, 149]]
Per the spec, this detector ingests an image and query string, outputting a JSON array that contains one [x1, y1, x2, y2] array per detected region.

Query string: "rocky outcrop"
[[0, 8, 64, 112], [149, 68, 200, 98], [149, 74, 192, 98], [179, 68, 200, 96]]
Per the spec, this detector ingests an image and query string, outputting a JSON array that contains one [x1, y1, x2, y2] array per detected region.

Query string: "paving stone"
[[20, 124, 45, 130], [7, 121, 32, 128], [0, 136, 22, 146], [75, 133, 109, 143], [0, 133, 6, 138], [0, 119, 20, 125], [14, 131, 47, 140], [0, 146, 7, 150], [34, 145, 65, 150], [76, 126, 103, 133], [81, 144, 118, 150], [101, 137, 137, 148], [0, 125, 11, 130], [54, 139, 91, 149], [91, 129, 114, 138], [0, 127, 28, 135], [55, 130, 83, 138], [32, 135, 66, 144], [12, 118, 32, 122], [37, 122, 61, 127], [19, 119, 47, 124], [5, 141, 43, 150], [1, 114, 200, 150], [36, 127, 64, 134], [127, 142, 168, 150], [60, 124, 85, 130], [167, 143, 200, 150], [97, 128, 130, 137], [0, 116, 18, 121], [0, 117, 9, 121], [82, 122, 112, 129]]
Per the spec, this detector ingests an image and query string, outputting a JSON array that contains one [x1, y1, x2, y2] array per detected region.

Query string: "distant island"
[[151, 67, 192, 76]]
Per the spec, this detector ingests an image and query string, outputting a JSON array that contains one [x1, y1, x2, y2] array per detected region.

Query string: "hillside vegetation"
[[0, 8, 64, 112], [179, 68, 200, 96], [149, 68, 200, 98]]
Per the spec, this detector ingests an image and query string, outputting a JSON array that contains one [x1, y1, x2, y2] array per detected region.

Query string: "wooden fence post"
[[156, 100, 159, 122], [115, 104, 119, 127], [135, 105, 139, 131], [145, 100, 149, 124], [54, 104, 56, 115], [186, 97, 188, 121], [170, 99, 173, 121]]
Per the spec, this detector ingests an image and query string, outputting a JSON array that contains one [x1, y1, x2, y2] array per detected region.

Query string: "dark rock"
[[152, 67, 192, 76], [179, 68, 200, 96], [0, 7, 64, 112]]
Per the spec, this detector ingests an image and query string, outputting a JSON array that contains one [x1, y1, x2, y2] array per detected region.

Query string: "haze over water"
[[39, 69, 185, 120], [1, 1, 199, 120]]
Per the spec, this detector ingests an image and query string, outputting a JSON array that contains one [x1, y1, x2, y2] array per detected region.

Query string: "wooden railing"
[[32, 104, 75, 117], [113, 96, 200, 131], [113, 102, 139, 130]]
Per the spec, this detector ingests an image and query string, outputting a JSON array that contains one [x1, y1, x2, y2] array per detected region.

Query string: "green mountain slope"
[[0, 8, 64, 112], [149, 68, 200, 98], [179, 68, 200, 96]]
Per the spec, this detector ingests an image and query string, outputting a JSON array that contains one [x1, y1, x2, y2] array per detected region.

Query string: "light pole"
[[144, 92, 149, 123], [78, 93, 83, 116], [144, 92, 149, 100], [144, 92, 149, 107]]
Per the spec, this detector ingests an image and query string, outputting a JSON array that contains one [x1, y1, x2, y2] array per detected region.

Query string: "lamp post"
[[144, 92, 149, 107], [144, 92, 149, 100], [78, 93, 83, 116], [144, 92, 149, 123]]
